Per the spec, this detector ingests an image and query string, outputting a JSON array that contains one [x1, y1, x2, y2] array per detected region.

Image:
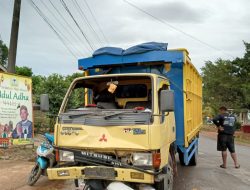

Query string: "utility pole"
[[7, 0, 22, 73]]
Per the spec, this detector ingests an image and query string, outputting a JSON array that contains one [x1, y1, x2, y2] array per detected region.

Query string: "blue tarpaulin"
[[123, 42, 168, 55], [92, 42, 168, 56], [93, 47, 123, 56]]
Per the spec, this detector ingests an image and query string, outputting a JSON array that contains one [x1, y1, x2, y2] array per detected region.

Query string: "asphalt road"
[[0, 134, 249, 190], [174, 135, 250, 190]]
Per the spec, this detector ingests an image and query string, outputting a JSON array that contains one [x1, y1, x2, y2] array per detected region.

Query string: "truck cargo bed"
[[166, 50, 202, 147]]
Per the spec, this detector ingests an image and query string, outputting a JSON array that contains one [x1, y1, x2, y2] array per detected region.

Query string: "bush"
[[234, 121, 242, 130]]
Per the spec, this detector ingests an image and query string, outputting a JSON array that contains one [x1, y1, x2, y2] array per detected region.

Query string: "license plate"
[[83, 167, 116, 179]]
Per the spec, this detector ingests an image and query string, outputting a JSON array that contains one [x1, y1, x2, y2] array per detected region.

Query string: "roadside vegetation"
[[202, 42, 250, 116], [201, 125, 250, 145]]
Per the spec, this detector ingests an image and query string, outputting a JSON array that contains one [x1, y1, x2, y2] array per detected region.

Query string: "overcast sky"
[[0, 0, 250, 76]]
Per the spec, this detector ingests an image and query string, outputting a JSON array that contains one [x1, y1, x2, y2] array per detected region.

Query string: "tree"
[[202, 42, 250, 112], [0, 40, 8, 67], [232, 42, 250, 109], [16, 66, 33, 77], [42, 74, 69, 114], [202, 59, 241, 111], [32, 75, 46, 103]]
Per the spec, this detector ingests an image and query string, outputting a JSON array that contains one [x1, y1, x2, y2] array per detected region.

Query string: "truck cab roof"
[[74, 73, 165, 81]]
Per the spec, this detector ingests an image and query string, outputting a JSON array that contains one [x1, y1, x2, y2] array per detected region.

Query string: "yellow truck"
[[45, 42, 202, 190]]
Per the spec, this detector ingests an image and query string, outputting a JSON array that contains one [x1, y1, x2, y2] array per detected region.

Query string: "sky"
[[0, 0, 250, 76]]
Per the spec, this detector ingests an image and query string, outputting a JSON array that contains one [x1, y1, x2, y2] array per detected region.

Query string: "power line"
[[72, 0, 103, 47], [39, 0, 84, 56], [60, 0, 95, 51], [123, 0, 234, 59], [48, 0, 91, 54], [29, 0, 77, 58], [82, 0, 109, 45]]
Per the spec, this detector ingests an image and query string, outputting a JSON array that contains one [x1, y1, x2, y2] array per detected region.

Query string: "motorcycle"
[[27, 133, 55, 186]]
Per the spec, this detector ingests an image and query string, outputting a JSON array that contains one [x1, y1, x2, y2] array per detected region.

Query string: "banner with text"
[[0, 72, 33, 147]]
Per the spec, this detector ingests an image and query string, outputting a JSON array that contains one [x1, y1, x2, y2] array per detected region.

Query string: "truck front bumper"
[[47, 166, 154, 184]]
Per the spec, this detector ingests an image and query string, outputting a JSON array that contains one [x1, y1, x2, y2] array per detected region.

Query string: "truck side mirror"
[[40, 94, 49, 112], [160, 90, 174, 112]]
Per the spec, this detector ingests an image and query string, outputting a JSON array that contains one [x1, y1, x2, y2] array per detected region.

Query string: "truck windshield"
[[60, 75, 153, 126]]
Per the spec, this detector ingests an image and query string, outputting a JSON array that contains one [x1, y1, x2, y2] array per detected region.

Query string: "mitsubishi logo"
[[99, 134, 107, 142]]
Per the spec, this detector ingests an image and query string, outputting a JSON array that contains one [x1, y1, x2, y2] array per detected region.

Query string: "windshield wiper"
[[63, 112, 97, 119], [104, 110, 138, 120]]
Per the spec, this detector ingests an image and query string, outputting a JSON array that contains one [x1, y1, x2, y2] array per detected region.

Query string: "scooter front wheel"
[[27, 163, 42, 186]]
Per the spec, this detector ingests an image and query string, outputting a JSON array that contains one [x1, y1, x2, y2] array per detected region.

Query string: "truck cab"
[[47, 42, 202, 190]]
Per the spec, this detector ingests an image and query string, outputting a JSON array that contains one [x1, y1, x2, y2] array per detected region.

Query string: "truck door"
[[157, 77, 176, 145]]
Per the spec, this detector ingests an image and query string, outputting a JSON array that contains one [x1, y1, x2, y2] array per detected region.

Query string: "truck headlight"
[[132, 153, 152, 166], [59, 150, 74, 162]]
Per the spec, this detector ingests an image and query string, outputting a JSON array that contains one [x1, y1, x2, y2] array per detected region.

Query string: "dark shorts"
[[217, 134, 235, 153]]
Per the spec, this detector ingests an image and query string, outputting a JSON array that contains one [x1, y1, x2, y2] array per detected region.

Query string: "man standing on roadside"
[[213, 106, 240, 169]]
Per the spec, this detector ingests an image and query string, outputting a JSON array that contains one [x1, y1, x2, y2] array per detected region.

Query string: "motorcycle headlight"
[[36, 146, 53, 157], [132, 153, 152, 166], [59, 150, 74, 162]]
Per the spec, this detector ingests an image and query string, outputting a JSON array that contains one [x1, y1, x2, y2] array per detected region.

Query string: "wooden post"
[[7, 0, 22, 73]]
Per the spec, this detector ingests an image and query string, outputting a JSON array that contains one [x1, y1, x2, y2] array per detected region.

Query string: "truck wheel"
[[188, 148, 198, 166], [178, 151, 185, 166]]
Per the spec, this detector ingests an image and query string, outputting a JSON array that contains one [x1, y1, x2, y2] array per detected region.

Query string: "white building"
[[239, 110, 250, 125]]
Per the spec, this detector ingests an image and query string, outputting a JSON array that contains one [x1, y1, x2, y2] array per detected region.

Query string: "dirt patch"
[[0, 160, 74, 190], [0, 145, 36, 161], [201, 125, 250, 146], [234, 132, 250, 145]]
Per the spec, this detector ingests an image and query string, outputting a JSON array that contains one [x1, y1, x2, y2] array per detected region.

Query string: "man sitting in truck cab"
[[93, 83, 117, 109]]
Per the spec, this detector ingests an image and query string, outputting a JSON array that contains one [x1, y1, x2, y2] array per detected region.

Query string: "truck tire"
[[188, 148, 198, 166], [178, 151, 185, 166]]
